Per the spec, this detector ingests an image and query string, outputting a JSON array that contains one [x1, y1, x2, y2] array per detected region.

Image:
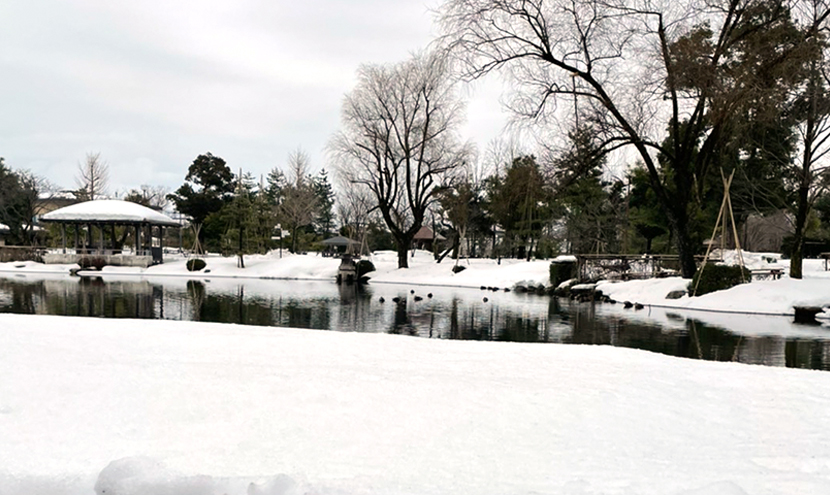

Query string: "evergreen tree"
[[168, 153, 235, 252], [486, 155, 553, 259], [0, 159, 42, 246], [312, 169, 336, 238], [553, 128, 623, 254]]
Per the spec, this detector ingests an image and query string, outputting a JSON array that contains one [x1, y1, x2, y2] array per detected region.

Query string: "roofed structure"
[[40, 200, 181, 267], [413, 226, 445, 251], [41, 200, 179, 226], [321, 235, 362, 257]]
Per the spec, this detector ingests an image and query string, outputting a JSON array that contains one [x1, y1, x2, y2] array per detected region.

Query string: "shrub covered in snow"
[[186, 258, 206, 272], [356, 259, 375, 278], [689, 264, 751, 296]]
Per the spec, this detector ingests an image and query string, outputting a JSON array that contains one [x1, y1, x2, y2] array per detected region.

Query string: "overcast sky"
[[0, 0, 510, 195]]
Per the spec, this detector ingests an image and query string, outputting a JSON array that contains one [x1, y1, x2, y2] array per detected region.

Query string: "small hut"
[[40, 199, 180, 267], [413, 226, 445, 252]]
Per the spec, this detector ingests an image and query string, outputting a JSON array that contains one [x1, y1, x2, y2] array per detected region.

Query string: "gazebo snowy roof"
[[40, 200, 179, 227]]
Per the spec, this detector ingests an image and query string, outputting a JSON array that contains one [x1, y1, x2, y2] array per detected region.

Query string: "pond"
[[1, 273, 829, 371]]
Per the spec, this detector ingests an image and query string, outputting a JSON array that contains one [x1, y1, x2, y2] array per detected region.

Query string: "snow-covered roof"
[[40, 200, 180, 226]]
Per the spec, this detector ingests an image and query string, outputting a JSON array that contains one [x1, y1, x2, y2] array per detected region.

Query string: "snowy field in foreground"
[[2, 314, 829, 495]]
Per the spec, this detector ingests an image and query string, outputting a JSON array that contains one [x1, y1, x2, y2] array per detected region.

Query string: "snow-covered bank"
[[2, 314, 830, 495], [0, 250, 552, 290], [596, 276, 830, 317]]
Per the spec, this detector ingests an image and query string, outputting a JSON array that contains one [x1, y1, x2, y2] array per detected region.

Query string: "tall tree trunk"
[[790, 181, 810, 279], [666, 206, 697, 279], [396, 240, 409, 269], [291, 226, 298, 254]]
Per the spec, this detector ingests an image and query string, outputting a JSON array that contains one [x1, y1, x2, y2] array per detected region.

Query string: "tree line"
[[4, 0, 830, 280]]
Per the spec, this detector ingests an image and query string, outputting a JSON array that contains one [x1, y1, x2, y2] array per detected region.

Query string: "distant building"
[[34, 190, 82, 219], [741, 211, 793, 253], [413, 226, 445, 252]]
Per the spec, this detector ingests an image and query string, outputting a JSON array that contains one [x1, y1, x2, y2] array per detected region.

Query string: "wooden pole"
[[724, 171, 746, 282], [693, 170, 734, 296]]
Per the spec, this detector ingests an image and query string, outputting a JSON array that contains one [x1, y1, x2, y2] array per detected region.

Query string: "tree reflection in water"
[[0, 274, 828, 371]]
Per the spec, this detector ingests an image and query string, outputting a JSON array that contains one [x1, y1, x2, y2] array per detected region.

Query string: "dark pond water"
[[1, 273, 829, 371]]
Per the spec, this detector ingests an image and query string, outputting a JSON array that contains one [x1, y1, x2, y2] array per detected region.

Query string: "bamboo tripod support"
[[191, 223, 203, 255], [692, 169, 746, 296]]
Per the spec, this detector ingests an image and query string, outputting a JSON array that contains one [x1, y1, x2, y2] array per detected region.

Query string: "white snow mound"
[[94, 457, 305, 495]]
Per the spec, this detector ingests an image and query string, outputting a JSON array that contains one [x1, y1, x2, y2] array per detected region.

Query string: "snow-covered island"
[[2, 250, 830, 494]]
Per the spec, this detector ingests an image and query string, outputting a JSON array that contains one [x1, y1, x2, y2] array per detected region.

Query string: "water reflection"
[[1, 274, 829, 371]]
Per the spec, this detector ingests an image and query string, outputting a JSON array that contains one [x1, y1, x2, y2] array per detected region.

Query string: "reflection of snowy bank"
[[2, 314, 830, 495], [592, 304, 830, 369]]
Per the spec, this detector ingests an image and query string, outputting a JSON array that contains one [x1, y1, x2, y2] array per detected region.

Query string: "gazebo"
[[40, 199, 180, 267]]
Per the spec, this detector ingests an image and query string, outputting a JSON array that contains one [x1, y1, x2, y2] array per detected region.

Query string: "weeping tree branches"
[[330, 51, 472, 268]]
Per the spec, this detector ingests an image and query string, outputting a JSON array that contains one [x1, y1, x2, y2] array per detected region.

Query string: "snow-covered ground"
[[2, 313, 829, 495]]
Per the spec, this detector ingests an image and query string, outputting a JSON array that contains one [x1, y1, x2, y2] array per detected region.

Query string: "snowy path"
[[2, 314, 829, 495]]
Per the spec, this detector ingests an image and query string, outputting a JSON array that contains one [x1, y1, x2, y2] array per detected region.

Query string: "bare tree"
[[330, 51, 471, 268], [75, 152, 109, 200], [124, 185, 171, 209], [336, 183, 375, 254], [277, 149, 319, 253], [440, 0, 821, 277], [788, 0, 830, 278]]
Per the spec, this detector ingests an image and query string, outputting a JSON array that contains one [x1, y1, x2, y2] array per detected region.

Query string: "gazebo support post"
[[73, 224, 78, 254], [86, 223, 92, 254], [98, 224, 104, 255], [61, 224, 66, 254], [135, 225, 141, 256]]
